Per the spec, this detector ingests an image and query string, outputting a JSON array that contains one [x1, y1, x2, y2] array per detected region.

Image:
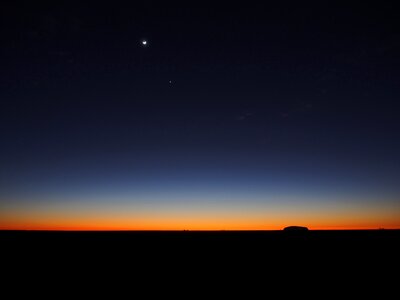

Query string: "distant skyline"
[[1, 1, 399, 230]]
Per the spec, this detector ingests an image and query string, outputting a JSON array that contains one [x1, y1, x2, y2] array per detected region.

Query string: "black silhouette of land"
[[2, 229, 399, 286], [2, 229, 399, 260]]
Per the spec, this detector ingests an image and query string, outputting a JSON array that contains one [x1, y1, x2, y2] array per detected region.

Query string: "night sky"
[[1, 1, 399, 230]]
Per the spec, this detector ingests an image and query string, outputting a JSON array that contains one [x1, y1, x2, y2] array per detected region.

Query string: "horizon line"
[[1, 228, 399, 232]]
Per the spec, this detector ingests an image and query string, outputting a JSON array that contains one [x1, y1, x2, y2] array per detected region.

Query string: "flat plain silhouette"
[[1, 229, 399, 287]]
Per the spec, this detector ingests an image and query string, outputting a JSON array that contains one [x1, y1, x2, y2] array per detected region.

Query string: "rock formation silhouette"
[[283, 226, 309, 231]]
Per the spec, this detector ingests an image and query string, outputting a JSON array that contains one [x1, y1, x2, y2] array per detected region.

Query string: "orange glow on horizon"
[[1, 225, 399, 230], [1, 218, 399, 231], [2, 200, 399, 231]]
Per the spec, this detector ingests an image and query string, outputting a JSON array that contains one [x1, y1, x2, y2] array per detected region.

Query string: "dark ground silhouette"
[[2, 229, 399, 259], [2, 230, 399, 293]]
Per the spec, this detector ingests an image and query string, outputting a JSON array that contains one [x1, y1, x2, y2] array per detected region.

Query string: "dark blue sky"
[[1, 1, 399, 229]]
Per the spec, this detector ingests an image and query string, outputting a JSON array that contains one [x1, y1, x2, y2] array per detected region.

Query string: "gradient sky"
[[1, 1, 400, 230]]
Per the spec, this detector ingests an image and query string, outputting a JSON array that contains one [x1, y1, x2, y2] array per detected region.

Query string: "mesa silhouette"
[[283, 226, 309, 231]]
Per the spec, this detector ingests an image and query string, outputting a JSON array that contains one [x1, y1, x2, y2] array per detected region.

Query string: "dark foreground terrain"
[[2, 229, 399, 259], [2, 230, 399, 293]]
